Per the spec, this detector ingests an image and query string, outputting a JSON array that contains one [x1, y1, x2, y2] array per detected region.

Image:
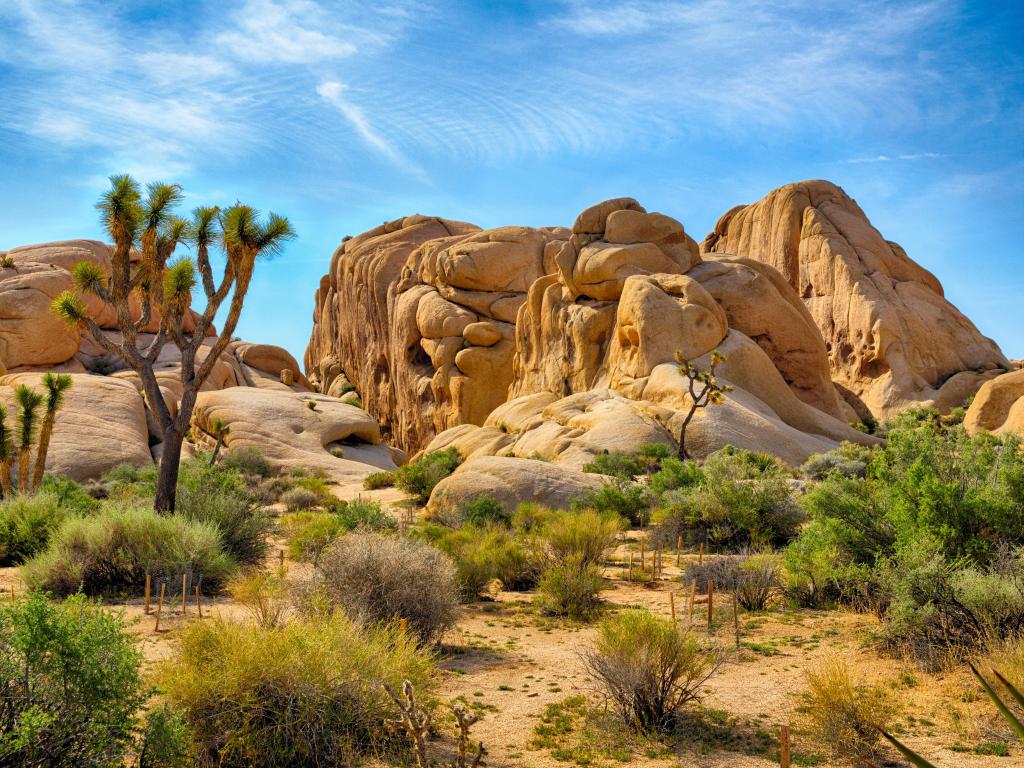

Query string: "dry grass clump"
[[363, 470, 396, 490], [301, 531, 460, 645], [799, 657, 901, 766], [583, 609, 722, 734], [155, 614, 435, 767], [280, 487, 320, 512], [683, 550, 782, 611], [534, 554, 604, 620], [227, 568, 289, 628], [539, 509, 622, 567]]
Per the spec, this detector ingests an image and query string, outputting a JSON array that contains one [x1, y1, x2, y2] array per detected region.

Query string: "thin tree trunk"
[[154, 425, 184, 513], [209, 435, 224, 467], [0, 459, 11, 498], [17, 448, 31, 494], [31, 415, 54, 492]]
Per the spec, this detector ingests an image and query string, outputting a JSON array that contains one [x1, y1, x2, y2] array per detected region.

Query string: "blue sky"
[[1, 0, 1021, 361]]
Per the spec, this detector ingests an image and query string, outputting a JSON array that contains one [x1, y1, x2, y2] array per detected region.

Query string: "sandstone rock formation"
[[309, 196, 880, 485], [701, 180, 1008, 420], [964, 368, 1024, 437], [1, 239, 388, 483]]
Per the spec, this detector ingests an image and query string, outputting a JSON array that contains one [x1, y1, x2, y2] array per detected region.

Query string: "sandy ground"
[[0, 489, 1009, 768]]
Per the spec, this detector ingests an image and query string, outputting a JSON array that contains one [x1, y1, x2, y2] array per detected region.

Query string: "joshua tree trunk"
[[0, 459, 11, 498], [209, 434, 225, 467], [17, 448, 31, 493], [155, 424, 185, 513], [31, 415, 54, 491]]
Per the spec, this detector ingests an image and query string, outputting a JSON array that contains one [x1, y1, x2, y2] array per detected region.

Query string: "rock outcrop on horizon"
[[701, 180, 1009, 420], [0, 240, 388, 484]]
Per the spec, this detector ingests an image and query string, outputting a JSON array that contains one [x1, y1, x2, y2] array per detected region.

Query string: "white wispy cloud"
[[845, 152, 946, 164]]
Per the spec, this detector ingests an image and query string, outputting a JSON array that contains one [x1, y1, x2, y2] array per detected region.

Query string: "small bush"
[[799, 657, 900, 766], [683, 551, 782, 611], [39, 474, 100, 515], [156, 614, 435, 767], [227, 569, 289, 628], [23, 505, 235, 596], [535, 554, 604, 619], [252, 476, 289, 505], [458, 493, 509, 527], [420, 523, 543, 598], [583, 610, 721, 733], [0, 493, 70, 565], [363, 470, 396, 490], [583, 443, 672, 481], [104, 462, 143, 484], [281, 487, 320, 511], [308, 532, 459, 644], [0, 591, 147, 767], [649, 456, 704, 496], [800, 452, 867, 480], [219, 446, 272, 478], [540, 509, 622, 566], [572, 482, 653, 527], [283, 511, 347, 563], [394, 447, 462, 504], [138, 704, 191, 768], [176, 480, 271, 567], [333, 497, 397, 532]]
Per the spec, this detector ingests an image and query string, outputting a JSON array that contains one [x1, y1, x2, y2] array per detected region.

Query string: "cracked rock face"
[[701, 179, 1009, 420]]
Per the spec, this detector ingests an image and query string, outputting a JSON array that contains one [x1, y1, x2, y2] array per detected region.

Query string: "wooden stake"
[[144, 573, 151, 615], [698, 542, 704, 564], [154, 582, 165, 632], [10, 585, 14, 601], [669, 591, 676, 621], [687, 579, 696, 621], [733, 590, 740, 648], [639, 540, 645, 572], [181, 574, 187, 616], [279, 548, 285, 569], [195, 585, 202, 618], [676, 535, 682, 567], [628, 552, 634, 580], [780, 724, 791, 768], [707, 579, 714, 631]]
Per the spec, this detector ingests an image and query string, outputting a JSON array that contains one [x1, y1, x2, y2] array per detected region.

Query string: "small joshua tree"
[[0, 405, 12, 498], [208, 417, 230, 467], [52, 175, 294, 512], [675, 348, 732, 460], [14, 384, 43, 493], [31, 372, 72, 491]]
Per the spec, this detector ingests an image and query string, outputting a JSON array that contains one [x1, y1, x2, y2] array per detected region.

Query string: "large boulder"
[[0, 373, 152, 480], [191, 388, 396, 484], [0, 262, 80, 369], [701, 180, 1008, 419], [427, 456, 605, 515], [964, 369, 1024, 437]]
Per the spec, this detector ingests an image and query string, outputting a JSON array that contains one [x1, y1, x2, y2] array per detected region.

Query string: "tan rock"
[[233, 342, 311, 389], [192, 388, 396, 484], [702, 180, 1008, 418], [0, 262, 80, 369], [964, 368, 1024, 436], [427, 456, 606, 515], [0, 373, 151, 480]]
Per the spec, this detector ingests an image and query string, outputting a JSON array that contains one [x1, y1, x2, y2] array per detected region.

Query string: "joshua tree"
[[52, 175, 294, 512], [208, 418, 230, 467], [31, 372, 72, 491], [0, 405, 12, 498], [14, 384, 43, 493], [675, 349, 732, 460]]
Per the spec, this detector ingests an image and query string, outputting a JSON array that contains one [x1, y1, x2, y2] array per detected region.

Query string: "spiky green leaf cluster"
[[14, 384, 43, 449], [162, 258, 197, 312], [70, 261, 107, 295], [42, 372, 73, 412], [96, 174, 143, 243], [50, 291, 88, 325], [0, 404, 12, 461]]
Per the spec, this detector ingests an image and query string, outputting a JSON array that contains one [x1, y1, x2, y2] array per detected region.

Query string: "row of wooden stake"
[[144, 573, 203, 633]]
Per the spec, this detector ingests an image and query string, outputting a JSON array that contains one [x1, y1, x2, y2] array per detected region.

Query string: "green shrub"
[[104, 462, 143, 484], [281, 487, 320, 511], [283, 512, 348, 564], [219, 446, 272, 478], [307, 532, 459, 645], [332, 497, 397, 531], [0, 493, 70, 565], [138, 704, 191, 768], [457, 493, 509, 526], [176, 480, 271, 567], [420, 523, 543, 598], [0, 591, 147, 767], [683, 550, 782, 611], [39, 474, 100, 515], [23, 504, 235, 596], [583, 443, 672, 481], [393, 447, 462, 504], [363, 470, 396, 490], [583, 610, 722, 733], [227, 568, 289, 629], [156, 614, 435, 767], [540, 509, 622, 566], [800, 451, 867, 480], [572, 482, 652, 527], [799, 657, 900, 766], [535, 554, 604, 619], [649, 456, 704, 496]]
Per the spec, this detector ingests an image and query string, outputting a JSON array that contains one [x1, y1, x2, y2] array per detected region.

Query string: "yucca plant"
[[208, 417, 230, 467], [0, 405, 13, 498], [880, 662, 1024, 765], [30, 372, 72, 491], [51, 176, 294, 512], [14, 384, 43, 493]]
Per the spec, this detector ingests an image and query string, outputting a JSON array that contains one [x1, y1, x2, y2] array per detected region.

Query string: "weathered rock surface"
[[0, 262, 81, 370], [191, 388, 396, 483], [427, 456, 605, 515], [0, 373, 152, 480], [964, 368, 1024, 437], [701, 180, 1008, 420]]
